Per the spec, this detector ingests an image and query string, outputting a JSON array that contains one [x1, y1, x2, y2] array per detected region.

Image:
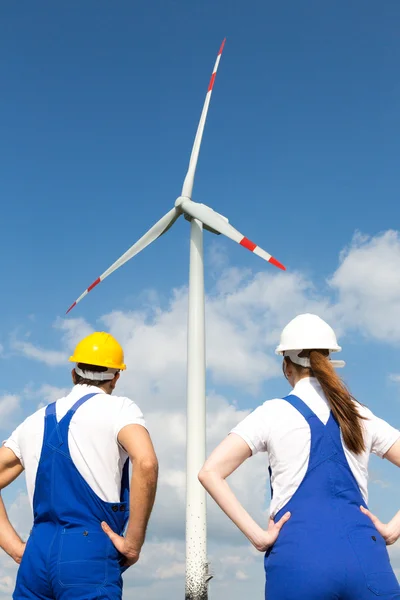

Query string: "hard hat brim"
[[68, 355, 126, 370], [275, 344, 342, 355]]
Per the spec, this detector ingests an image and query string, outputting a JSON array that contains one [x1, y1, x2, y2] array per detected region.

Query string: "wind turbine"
[[66, 39, 285, 600]]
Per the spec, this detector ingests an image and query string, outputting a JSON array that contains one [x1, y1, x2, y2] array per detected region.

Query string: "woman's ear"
[[284, 357, 297, 380], [282, 358, 290, 380]]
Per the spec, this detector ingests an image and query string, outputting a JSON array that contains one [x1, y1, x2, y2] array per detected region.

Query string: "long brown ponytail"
[[308, 350, 366, 454]]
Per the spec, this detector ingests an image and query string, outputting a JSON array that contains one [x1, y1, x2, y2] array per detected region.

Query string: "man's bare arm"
[[102, 425, 158, 566]]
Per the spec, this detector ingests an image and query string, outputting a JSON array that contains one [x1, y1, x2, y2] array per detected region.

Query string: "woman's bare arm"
[[198, 434, 290, 551]]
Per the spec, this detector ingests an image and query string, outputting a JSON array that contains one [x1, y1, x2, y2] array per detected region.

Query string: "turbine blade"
[[180, 199, 285, 270], [66, 208, 180, 313], [181, 39, 226, 199]]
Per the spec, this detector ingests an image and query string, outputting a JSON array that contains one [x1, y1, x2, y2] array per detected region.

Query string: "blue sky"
[[0, 0, 399, 596]]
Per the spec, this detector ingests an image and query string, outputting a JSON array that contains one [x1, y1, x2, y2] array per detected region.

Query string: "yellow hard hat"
[[69, 332, 126, 370]]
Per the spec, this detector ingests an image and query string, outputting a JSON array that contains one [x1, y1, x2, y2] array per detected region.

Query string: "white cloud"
[[0, 493, 32, 598], [116, 540, 265, 600], [10, 229, 400, 381], [388, 544, 400, 580], [9, 317, 94, 368], [372, 479, 391, 489], [235, 569, 249, 580], [329, 230, 400, 342], [39, 384, 70, 403], [137, 396, 267, 546], [8, 492, 32, 540], [54, 316, 95, 350], [154, 560, 186, 580], [0, 575, 14, 594], [0, 395, 19, 421], [93, 268, 334, 405], [0, 395, 20, 431], [8, 229, 400, 379], [11, 338, 67, 366], [207, 241, 230, 272]]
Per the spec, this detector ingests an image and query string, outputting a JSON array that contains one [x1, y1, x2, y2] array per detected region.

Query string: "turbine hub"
[[175, 196, 191, 208]]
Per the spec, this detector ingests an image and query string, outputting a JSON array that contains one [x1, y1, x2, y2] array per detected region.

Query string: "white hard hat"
[[275, 314, 342, 355]]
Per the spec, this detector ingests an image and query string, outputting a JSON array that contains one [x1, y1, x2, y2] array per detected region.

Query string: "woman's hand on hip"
[[101, 521, 140, 567], [255, 512, 291, 552], [360, 506, 400, 546]]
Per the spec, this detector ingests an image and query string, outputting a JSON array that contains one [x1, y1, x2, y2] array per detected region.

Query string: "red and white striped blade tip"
[[66, 277, 101, 314], [270, 257, 286, 270], [208, 39, 226, 92], [239, 236, 286, 271], [66, 303, 76, 314]]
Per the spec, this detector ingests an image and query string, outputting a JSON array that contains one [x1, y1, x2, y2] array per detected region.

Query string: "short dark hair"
[[74, 362, 116, 387]]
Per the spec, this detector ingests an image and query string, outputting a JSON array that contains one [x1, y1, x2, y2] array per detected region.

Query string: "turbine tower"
[[66, 40, 285, 600]]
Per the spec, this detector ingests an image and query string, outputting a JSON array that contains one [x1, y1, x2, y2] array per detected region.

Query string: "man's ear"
[[110, 372, 120, 390], [71, 368, 78, 384]]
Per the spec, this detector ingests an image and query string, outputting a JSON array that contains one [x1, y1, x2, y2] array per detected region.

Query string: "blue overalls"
[[265, 395, 400, 600], [13, 393, 130, 600]]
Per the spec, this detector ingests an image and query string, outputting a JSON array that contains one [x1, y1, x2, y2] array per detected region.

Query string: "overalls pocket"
[[58, 529, 110, 587], [348, 526, 400, 595]]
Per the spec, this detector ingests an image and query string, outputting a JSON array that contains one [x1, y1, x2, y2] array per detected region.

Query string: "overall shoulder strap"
[[53, 392, 100, 452], [282, 394, 318, 421], [60, 392, 100, 430], [43, 402, 59, 445], [268, 395, 328, 502], [43, 393, 100, 455], [325, 411, 344, 448], [45, 402, 56, 417]]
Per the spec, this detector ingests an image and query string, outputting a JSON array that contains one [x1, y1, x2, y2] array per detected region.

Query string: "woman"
[[199, 314, 400, 599]]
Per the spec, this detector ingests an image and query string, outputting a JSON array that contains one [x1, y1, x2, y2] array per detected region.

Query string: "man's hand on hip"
[[101, 521, 140, 568]]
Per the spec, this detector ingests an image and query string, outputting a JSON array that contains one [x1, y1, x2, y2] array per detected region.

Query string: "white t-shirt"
[[4, 384, 147, 507], [231, 377, 400, 518]]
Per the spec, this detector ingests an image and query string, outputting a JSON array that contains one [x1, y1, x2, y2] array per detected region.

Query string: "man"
[[0, 331, 158, 599]]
